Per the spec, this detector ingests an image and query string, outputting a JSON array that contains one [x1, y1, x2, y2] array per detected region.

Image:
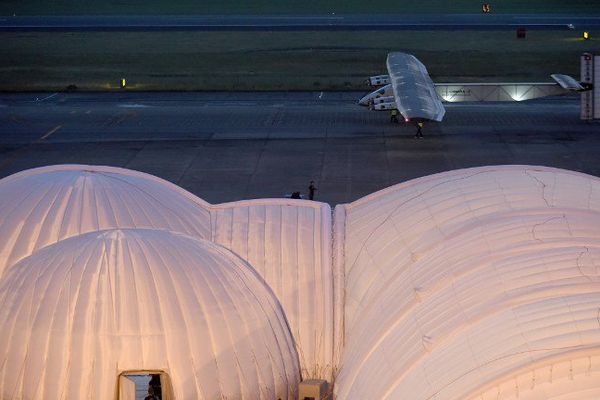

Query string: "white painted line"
[[40, 125, 62, 140], [36, 93, 58, 102], [319, 92, 323, 99], [119, 103, 150, 108]]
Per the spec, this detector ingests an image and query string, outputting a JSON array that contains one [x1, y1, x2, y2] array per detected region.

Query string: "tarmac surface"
[[1, 14, 599, 31], [1, 91, 599, 205]]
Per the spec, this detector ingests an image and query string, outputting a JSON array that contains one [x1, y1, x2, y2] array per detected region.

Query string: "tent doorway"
[[118, 371, 173, 400]]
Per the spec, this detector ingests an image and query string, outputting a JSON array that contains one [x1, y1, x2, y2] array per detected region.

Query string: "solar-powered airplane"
[[359, 52, 590, 125]]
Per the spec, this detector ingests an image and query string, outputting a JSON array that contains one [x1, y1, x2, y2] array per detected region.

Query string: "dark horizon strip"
[[1, 14, 599, 32]]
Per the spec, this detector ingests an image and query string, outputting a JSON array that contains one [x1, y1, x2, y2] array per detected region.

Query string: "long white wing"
[[386, 52, 445, 122]]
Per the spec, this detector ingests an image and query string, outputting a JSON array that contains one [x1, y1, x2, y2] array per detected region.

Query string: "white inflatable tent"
[[0, 229, 300, 399], [1, 164, 600, 400], [0, 165, 335, 382], [334, 166, 600, 400], [211, 200, 334, 379], [0, 165, 212, 276]]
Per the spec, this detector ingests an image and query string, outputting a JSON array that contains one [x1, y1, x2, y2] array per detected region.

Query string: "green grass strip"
[[0, 30, 596, 91]]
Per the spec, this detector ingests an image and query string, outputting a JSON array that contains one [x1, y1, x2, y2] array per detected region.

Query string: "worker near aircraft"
[[415, 122, 424, 138]]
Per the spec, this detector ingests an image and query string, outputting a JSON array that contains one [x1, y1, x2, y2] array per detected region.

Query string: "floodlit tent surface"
[[334, 165, 600, 400], [0, 164, 334, 380], [2, 164, 600, 400], [0, 229, 300, 399], [0, 165, 212, 277], [212, 200, 335, 379]]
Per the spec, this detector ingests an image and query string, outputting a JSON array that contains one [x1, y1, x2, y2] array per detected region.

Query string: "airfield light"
[[583, 31, 590, 40], [510, 90, 527, 102], [511, 94, 523, 102], [120, 78, 126, 88]]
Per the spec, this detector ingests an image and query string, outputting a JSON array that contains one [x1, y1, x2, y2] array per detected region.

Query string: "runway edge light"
[[120, 78, 126, 89], [583, 31, 590, 40]]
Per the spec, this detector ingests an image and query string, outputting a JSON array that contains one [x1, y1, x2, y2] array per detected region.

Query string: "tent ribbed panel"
[[0, 165, 212, 277], [0, 229, 300, 400], [335, 166, 600, 400], [212, 200, 334, 380]]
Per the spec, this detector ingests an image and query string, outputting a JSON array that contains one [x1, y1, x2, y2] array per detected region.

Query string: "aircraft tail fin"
[[551, 74, 585, 91]]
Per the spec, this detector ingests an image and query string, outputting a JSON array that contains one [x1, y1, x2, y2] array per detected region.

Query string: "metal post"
[[581, 53, 594, 120], [594, 56, 600, 119]]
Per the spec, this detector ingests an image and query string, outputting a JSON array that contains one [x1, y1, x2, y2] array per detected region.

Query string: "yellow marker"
[[121, 78, 126, 88], [583, 31, 590, 40]]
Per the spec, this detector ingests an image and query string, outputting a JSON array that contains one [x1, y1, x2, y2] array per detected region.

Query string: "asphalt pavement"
[[1, 14, 599, 31], [1, 91, 599, 205]]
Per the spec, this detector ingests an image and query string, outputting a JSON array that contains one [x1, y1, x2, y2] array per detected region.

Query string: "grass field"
[[0, 30, 597, 91], [1, 0, 599, 15]]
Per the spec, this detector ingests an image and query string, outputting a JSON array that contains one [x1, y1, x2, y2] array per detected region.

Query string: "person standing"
[[415, 121, 424, 138], [390, 109, 399, 123], [308, 181, 317, 200], [148, 374, 161, 400]]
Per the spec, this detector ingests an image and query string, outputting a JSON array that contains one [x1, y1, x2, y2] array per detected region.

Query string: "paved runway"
[[1, 91, 599, 205], [1, 14, 599, 31]]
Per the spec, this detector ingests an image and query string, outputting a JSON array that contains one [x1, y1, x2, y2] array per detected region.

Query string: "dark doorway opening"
[[118, 371, 172, 400]]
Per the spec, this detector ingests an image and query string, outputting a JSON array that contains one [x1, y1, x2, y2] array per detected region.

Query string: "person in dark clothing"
[[414, 121, 424, 138], [308, 181, 317, 200], [148, 374, 161, 400], [144, 387, 158, 400], [390, 109, 399, 123]]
